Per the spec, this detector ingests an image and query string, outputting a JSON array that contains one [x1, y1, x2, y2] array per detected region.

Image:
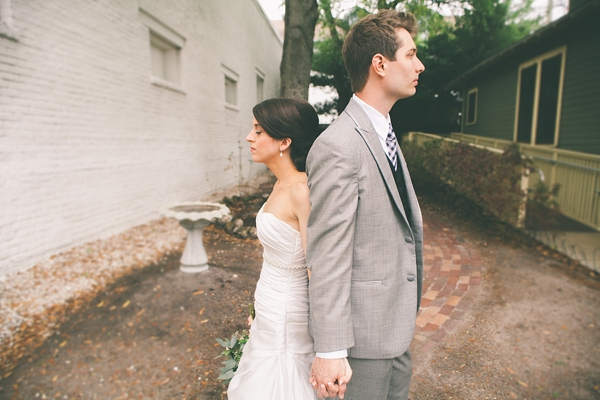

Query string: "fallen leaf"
[[122, 300, 130, 308], [97, 301, 104, 307], [561, 325, 567, 330], [59, 340, 67, 348], [506, 367, 516, 374], [198, 307, 205, 316], [509, 392, 517, 399], [200, 319, 209, 324], [52, 375, 58, 382], [153, 377, 170, 386], [517, 380, 528, 387], [136, 309, 145, 317], [193, 290, 204, 296]]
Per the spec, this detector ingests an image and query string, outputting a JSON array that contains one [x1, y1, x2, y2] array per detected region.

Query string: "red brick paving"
[[411, 209, 482, 359]]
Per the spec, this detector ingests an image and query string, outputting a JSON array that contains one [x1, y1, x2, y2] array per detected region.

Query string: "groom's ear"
[[372, 54, 386, 77]]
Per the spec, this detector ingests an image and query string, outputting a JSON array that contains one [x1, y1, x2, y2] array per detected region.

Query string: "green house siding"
[[557, 22, 600, 155], [454, 4, 600, 156], [462, 63, 517, 141]]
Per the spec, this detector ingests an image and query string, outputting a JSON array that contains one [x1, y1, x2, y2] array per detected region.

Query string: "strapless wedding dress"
[[227, 204, 317, 399]]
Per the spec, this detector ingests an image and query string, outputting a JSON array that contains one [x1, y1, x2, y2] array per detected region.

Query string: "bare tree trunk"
[[280, 0, 319, 100]]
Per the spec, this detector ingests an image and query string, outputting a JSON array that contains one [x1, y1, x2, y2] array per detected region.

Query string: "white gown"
[[228, 205, 318, 399]]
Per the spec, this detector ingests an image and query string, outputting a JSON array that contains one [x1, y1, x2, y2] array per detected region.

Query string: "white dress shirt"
[[316, 94, 393, 360], [353, 94, 395, 163]]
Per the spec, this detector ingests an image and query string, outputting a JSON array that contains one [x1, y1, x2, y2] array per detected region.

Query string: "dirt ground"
[[1, 186, 599, 399], [409, 204, 600, 400]]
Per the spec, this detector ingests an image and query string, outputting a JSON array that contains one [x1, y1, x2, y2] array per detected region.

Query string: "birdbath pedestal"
[[163, 202, 230, 273]]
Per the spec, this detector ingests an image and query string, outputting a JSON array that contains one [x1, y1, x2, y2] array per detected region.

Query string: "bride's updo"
[[252, 98, 320, 172]]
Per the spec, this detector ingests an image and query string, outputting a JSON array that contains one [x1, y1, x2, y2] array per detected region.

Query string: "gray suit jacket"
[[306, 98, 423, 359]]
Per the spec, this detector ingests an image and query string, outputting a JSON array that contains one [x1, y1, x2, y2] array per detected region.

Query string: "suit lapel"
[[344, 99, 409, 225]]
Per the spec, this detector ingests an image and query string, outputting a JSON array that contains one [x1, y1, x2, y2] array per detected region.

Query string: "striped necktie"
[[386, 123, 398, 170]]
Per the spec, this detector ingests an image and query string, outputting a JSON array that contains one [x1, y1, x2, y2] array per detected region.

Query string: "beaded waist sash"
[[263, 253, 307, 270]]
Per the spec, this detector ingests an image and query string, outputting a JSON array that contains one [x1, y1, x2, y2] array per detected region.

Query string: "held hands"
[[309, 357, 353, 399]]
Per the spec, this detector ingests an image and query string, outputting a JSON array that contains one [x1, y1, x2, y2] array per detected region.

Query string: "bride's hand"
[[247, 315, 253, 326], [310, 357, 352, 399]]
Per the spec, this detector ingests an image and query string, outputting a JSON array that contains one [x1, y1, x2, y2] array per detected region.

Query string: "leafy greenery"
[[215, 303, 255, 384], [310, 0, 354, 115], [420, 0, 538, 92], [311, 0, 539, 132], [215, 330, 249, 383], [525, 180, 561, 230]]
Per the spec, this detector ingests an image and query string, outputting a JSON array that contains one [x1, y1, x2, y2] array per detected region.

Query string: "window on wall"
[[256, 73, 265, 104], [515, 47, 566, 146], [466, 88, 478, 125], [225, 76, 237, 106], [150, 32, 180, 84], [222, 65, 239, 109], [140, 8, 185, 90]]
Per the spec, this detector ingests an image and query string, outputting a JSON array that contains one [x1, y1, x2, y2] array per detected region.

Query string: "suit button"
[[405, 237, 413, 243], [407, 275, 415, 282]]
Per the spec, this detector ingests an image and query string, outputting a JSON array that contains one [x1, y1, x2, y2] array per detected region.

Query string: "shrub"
[[403, 138, 559, 228]]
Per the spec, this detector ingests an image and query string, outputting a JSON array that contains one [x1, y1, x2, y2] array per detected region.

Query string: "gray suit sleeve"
[[306, 132, 357, 353]]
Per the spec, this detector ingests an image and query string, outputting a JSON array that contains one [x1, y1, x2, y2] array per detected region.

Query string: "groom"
[[306, 10, 425, 400]]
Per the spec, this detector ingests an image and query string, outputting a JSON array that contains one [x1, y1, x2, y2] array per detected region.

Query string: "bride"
[[227, 98, 321, 399]]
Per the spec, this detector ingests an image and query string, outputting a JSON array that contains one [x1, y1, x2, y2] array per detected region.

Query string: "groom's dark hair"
[[343, 9, 418, 92], [252, 98, 320, 172]]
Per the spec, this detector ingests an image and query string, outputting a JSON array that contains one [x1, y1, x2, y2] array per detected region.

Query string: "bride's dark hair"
[[252, 98, 320, 172]]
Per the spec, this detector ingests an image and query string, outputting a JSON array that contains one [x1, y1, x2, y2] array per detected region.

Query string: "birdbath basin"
[[163, 202, 230, 273]]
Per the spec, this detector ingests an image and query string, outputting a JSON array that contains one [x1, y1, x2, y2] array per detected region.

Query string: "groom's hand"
[[309, 357, 352, 399]]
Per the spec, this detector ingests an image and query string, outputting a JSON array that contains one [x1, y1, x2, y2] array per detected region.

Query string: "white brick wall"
[[0, 0, 282, 276]]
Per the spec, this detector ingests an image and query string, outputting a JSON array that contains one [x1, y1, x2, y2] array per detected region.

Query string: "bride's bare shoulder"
[[290, 180, 309, 203]]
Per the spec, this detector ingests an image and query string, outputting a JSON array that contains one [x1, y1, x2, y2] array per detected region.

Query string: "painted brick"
[[0, 0, 282, 276]]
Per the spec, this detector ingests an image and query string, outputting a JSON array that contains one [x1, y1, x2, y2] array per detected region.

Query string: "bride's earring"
[[280, 149, 283, 157]]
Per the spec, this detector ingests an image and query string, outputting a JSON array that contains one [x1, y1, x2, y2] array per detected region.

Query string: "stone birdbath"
[[163, 202, 230, 273]]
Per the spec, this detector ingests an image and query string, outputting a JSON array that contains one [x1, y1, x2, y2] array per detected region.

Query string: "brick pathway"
[[411, 210, 482, 360]]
